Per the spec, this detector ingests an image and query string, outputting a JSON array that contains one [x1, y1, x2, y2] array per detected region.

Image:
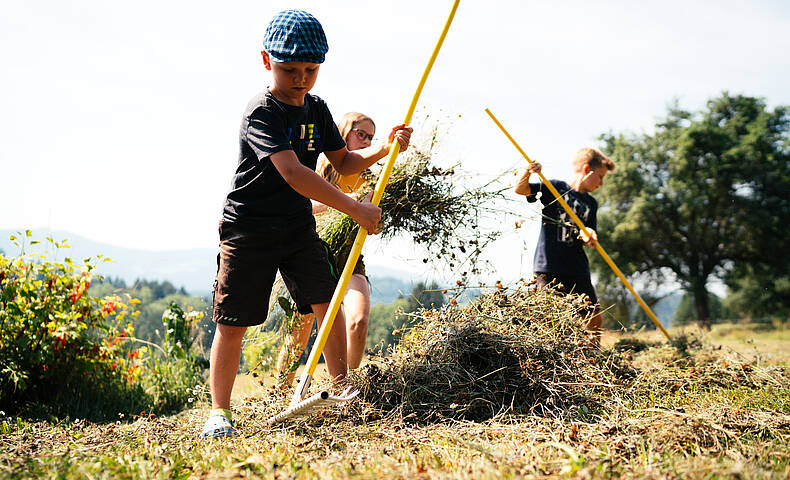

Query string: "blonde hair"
[[572, 147, 616, 172], [317, 112, 376, 186]]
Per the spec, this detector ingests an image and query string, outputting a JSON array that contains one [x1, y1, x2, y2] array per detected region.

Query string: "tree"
[[724, 262, 790, 323], [595, 93, 790, 327], [367, 282, 447, 350], [403, 281, 445, 312], [673, 292, 733, 325], [88, 277, 209, 347]]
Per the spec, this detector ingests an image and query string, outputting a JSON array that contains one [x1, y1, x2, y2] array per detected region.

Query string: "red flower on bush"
[[101, 301, 118, 316], [70, 292, 82, 303]]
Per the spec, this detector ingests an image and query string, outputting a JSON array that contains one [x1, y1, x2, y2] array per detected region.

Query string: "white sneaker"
[[199, 412, 234, 439]]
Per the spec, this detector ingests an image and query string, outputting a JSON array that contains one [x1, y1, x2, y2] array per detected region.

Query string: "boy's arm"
[[514, 162, 542, 196], [579, 227, 598, 247], [324, 124, 413, 175], [269, 150, 381, 232], [311, 191, 361, 215]]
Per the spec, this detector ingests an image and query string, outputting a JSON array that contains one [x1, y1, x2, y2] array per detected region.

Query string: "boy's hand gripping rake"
[[267, 0, 461, 425], [484, 108, 672, 342]]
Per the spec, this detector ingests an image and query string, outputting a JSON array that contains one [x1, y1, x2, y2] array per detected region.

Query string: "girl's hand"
[[527, 162, 542, 174], [388, 124, 413, 151]]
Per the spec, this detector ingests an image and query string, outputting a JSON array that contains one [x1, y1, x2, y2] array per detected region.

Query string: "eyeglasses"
[[351, 128, 374, 142]]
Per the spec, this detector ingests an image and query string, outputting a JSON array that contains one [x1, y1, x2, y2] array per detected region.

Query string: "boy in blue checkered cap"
[[201, 9, 412, 439]]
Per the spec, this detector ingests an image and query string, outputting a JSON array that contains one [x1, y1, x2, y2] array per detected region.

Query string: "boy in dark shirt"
[[202, 10, 412, 439], [514, 148, 615, 344]]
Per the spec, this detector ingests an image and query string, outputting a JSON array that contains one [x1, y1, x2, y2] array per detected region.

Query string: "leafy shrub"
[[0, 233, 144, 418], [0, 233, 208, 420]]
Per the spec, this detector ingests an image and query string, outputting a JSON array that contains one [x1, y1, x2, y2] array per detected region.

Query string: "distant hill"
[[653, 291, 683, 327], [368, 275, 413, 305], [0, 229, 412, 303]]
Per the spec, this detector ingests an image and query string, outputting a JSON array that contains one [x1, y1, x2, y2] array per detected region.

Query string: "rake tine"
[[267, 387, 360, 425]]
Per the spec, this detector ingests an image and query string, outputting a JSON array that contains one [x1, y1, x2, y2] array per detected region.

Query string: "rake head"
[[267, 386, 359, 425]]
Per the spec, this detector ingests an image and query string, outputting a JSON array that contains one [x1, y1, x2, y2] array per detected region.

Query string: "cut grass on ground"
[[2, 292, 788, 479]]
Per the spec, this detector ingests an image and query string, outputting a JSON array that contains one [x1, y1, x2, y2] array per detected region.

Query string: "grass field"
[[2, 321, 788, 479]]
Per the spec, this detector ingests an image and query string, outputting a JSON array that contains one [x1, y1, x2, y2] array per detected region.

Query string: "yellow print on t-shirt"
[[298, 123, 316, 151]]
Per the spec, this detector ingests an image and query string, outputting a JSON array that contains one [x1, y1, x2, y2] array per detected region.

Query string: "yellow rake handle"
[[485, 108, 671, 341], [302, 0, 462, 380]]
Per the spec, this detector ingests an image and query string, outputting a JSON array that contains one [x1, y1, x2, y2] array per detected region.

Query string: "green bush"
[[0, 233, 144, 418], [0, 233, 207, 420]]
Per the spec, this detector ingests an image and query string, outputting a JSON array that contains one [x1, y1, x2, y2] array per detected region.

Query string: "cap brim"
[[266, 51, 324, 64]]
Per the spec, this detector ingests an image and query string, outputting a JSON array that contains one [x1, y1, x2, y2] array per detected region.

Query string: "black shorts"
[[212, 221, 340, 326], [535, 272, 598, 315]]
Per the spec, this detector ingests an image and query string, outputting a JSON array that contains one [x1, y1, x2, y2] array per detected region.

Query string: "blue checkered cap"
[[263, 10, 328, 64]]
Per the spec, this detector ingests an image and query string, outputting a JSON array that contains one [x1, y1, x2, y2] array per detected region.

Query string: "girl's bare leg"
[[344, 274, 371, 370], [275, 313, 313, 386], [308, 302, 348, 380]]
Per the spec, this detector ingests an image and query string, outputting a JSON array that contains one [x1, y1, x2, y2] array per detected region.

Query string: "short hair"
[[317, 112, 376, 186], [572, 147, 615, 172]]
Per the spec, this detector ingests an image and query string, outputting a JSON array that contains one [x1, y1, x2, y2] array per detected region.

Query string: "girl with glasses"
[[277, 112, 410, 384]]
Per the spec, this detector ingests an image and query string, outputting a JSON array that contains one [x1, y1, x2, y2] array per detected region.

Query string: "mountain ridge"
[[0, 229, 413, 303]]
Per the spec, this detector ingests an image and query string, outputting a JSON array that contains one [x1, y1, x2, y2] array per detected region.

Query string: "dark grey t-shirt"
[[221, 90, 345, 231], [527, 180, 598, 276]]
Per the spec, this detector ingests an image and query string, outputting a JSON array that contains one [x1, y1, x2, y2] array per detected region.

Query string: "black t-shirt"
[[221, 90, 346, 231], [527, 180, 598, 276]]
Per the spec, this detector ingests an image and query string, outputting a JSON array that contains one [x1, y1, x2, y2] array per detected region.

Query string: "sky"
[[2, 0, 790, 284]]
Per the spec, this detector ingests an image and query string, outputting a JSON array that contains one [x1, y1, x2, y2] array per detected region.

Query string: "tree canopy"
[[595, 92, 790, 326]]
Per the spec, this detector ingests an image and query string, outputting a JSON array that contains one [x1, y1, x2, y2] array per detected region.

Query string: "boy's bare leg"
[[344, 274, 370, 370], [275, 313, 314, 386], [310, 302, 348, 380], [209, 323, 248, 410], [586, 311, 602, 346]]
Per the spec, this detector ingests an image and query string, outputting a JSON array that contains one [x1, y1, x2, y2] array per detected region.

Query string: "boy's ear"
[[261, 50, 272, 70]]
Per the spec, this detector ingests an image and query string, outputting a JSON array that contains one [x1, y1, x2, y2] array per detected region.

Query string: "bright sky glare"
[[2, 0, 789, 282]]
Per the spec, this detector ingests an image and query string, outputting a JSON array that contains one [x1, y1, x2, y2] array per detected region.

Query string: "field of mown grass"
[[2, 321, 788, 479]]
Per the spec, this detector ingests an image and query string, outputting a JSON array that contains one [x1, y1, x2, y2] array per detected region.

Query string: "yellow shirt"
[[336, 172, 365, 194]]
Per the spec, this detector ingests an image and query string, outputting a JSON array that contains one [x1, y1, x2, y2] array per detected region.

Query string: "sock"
[[211, 408, 232, 421]]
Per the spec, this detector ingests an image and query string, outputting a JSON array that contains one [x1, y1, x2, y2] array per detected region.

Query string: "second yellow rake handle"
[[485, 108, 671, 341]]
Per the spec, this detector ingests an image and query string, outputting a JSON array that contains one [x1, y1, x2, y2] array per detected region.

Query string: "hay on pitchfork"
[[316, 146, 504, 275]]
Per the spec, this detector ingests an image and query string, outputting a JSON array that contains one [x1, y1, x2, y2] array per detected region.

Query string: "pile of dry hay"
[[347, 284, 637, 422]]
